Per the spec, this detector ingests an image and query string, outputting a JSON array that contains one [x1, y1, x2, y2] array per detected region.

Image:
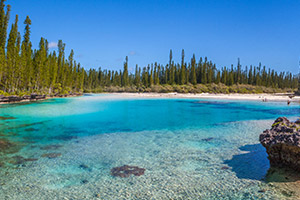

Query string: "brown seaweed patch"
[[0, 139, 15, 152], [0, 116, 16, 120], [8, 121, 49, 130], [41, 153, 62, 158], [40, 144, 63, 150], [8, 156, 38, 165], [111, 165, 145, 178]]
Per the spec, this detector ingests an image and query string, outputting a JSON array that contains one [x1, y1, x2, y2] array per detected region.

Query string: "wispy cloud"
[[129, 51, 138, 56], [48, 42, 58, 49]]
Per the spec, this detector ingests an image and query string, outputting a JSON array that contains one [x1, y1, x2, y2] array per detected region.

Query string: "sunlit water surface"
[[0, 94, 299, 200]]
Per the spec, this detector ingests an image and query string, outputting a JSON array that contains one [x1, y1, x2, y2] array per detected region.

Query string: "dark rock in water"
[[79, 164, 89, 169], [258, 189, 266, 193], [111, 165, 146, 178], [79, 164, 92, 172], [259, 117, 300, 171], [0, 162, 4, 167], [0, 116, 16, 120], [221, 166, 230, 170], [201, 137, 214, 142], [41, 153, 62, 159], [81, 180, 89, 184], [40, 144, 63, 150]]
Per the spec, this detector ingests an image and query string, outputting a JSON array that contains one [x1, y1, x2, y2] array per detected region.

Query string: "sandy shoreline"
[[1, 93, 299, 104], [110, 92, 300, 102]]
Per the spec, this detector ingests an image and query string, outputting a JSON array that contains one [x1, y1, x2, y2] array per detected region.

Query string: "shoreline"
[[109, 92, 300, 102], [1, 92, 299, 105], [0, 94, 82, 105]]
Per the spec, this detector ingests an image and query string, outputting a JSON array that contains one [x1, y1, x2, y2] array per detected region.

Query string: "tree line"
[[0, 0, 84, 95], [85, 49, 298, 91], [0, 0, 298, 96]]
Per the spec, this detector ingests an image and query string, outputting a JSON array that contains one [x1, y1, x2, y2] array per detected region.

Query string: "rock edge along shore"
[[260, 117, 300, 171], [0, 93, 82, 104]]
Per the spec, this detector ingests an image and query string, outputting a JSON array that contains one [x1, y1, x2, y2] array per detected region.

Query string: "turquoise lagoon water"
[[0, 94, 299, 199]]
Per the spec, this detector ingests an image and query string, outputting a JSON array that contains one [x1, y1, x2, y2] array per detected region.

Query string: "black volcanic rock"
[[259, 117, 300, 171]]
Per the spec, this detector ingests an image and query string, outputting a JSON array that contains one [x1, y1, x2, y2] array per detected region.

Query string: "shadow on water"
[[225, 144, 300, 183], [224, 144, 270, 180]]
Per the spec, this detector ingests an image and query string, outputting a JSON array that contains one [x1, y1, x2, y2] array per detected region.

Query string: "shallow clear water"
[[0, 94, 299, 199]]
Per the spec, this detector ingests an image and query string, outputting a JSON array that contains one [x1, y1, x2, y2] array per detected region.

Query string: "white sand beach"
[[111, 92, 300, 102]]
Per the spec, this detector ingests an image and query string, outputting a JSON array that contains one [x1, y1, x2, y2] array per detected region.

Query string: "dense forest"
[[0, 1, 299, 96], [0, 1, 84, 96], [84, 51, 299, 93]]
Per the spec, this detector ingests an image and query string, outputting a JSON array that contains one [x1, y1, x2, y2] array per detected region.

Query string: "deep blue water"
[[0, 95, 298, 143]]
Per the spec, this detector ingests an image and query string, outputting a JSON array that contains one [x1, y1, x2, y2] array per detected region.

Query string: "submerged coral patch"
[[40, 144, 63, 150], [24, 128, 39, 132], [8, 156, 38, 165], [0, 139, 16, 153], [0, 116, 16, 120], [41, 153, 62, 159], [111, 165, 145, 178]]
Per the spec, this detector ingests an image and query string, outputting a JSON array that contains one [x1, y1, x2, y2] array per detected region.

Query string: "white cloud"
[[48, 42, 58, 49], [129, 51, 137, 56]]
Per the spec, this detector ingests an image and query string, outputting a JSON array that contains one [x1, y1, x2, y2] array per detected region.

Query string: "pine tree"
[[122, 56, 129, 86], [21, 16, 32, 91], [180, 49, 186, 85], [6, 15, 19, 91], [190, 54, 197, 85]]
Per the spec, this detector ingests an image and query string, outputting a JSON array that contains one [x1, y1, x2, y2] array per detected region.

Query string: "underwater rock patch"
[[41, 153, 62, 159], [40, 144, 63, 150], [260, 117, 300, 171], [79, 164, 89, 169], [8, 156, 38, 165], [0, 139, 15, 152], [110, 165, 145, 178], [0, 116, 16, 120], [81, 180, 89, 184], [24, 128, 39, 132], [201, 137, 214, 142]]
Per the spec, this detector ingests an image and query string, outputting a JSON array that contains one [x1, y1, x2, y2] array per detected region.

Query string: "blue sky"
[[8, 0, 300, 74]]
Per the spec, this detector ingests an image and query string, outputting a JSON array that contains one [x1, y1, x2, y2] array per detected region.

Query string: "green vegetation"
[[0, 1, 84, 96], [84, 50, 298, 94], [0, 1, 298, 96]]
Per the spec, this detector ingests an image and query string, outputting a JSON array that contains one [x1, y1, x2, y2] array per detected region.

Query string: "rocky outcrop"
[[0, 92, 82, 103], [259, 117, 300, 171]]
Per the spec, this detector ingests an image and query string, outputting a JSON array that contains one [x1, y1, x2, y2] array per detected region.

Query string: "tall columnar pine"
[[122, 56, 129, 86], [180, 49, 186, 85]]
